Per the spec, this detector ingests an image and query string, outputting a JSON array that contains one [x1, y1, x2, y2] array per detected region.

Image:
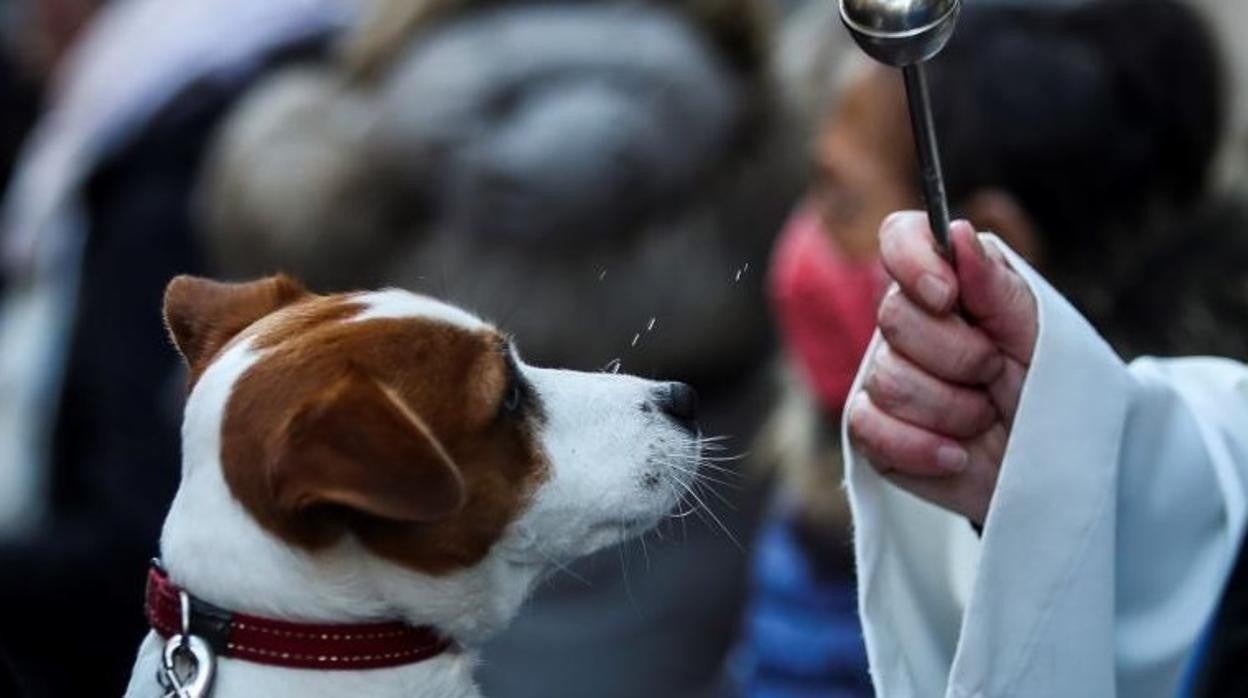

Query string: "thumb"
[[949, 221, 1038, 365]]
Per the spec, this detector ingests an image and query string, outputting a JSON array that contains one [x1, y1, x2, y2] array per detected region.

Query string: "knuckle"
[[869, 454, 898, 476], [948, 393, 996, 436], [951, 339, 994, 378], [973, 396, 998, 430], [876, 291, 906, 335], [846, 398, 877, 448], [866, 355, 908, 412]]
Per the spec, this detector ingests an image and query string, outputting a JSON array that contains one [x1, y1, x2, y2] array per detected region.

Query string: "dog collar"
[[145, 561, 454, 671]]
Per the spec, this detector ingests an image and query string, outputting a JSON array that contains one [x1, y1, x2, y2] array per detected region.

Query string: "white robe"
[[844, 237, 1248, 698]]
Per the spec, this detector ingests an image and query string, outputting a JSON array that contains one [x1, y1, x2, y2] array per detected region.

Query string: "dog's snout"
[[656, 382, 698, 427]]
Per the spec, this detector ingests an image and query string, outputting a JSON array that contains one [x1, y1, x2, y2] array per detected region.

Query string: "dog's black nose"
[[656, 382, 698, 427]]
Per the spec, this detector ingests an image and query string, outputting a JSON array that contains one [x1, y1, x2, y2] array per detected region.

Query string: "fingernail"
[[936, 445, 968, 473], [969, 229, 988, 261], [917, 273, 952, 310]]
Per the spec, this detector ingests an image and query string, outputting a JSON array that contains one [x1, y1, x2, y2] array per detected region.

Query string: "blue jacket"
[[731, 511, 871, 698]]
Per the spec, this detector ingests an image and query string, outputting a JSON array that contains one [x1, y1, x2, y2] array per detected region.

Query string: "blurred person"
[[1, 0, 109, 88], [0, 12, 39, 199], [732, 0, 1244, 695], [0, 7, 48, 691], [0, 1, 355, 695], [193, 1, 802, 696], [0, 0, 84, 291], [1189, 0, 1248, 182]]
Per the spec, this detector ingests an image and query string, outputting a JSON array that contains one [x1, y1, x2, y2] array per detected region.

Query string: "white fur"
[[350, 289, 486, 328], [125, 291, 697, 698]]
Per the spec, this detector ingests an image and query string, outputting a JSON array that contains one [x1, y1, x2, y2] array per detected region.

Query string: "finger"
[[877, 287, 1004, 385], [865, 343, 998, 439], [883, 422, 1008, 526], [879, 211, 958, 315], [884, 472, 992, 526], [988, 355, 1028, 426], [847, 392, 968, 477], [950, 223, 1038, 363]]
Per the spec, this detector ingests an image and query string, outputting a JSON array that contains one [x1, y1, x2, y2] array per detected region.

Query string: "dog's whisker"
[[695, 471, 745, 487], [664, 462, 747, 486], [531, 548, 593, 587], [659, 471, 697, 539], [668, 486, 708, 519], [680, 499, 690, 542], [639, 530, 652, 573], [695, 452, 752, 463], [663, 477, 702, 518], [689, 471, 744, 491], [695, 463, 746, 479], [669, 458, 746, 479], [617, 539, 640, 611], [671, 476, 714, 526], [662, 446, 748, 465], [685, 483, 741, 550], [657, 459, 697, 476], [670, 475, 741, 550], [666, 501, 702, 519], [659, 470, 703, 517], [693, 476, 738, 511], [658, 459, 744, 490]]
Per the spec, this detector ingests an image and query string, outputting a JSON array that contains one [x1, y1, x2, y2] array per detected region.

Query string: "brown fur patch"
[[218, 295, 547, 575], [163, 274, 311, 385]]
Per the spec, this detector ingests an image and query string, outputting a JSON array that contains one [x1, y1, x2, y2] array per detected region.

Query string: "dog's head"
[[163, 274, 700, 582]]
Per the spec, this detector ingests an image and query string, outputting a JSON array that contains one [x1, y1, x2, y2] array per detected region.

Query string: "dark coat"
[[0, 38, 327, 698]]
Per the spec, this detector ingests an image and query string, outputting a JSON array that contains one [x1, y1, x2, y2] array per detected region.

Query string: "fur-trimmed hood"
[[196, 0, 802, 382]]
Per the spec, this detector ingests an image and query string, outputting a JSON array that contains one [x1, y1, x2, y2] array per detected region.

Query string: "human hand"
[[846, 212, 1038, 524]]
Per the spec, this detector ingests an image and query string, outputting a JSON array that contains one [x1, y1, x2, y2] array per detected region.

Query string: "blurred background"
[[0, 0, 1244, 696]]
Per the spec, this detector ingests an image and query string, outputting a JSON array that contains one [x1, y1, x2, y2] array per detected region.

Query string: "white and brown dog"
[[125, 275, 701, 698]]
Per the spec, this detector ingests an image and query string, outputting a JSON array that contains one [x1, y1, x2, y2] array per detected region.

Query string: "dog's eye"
[[503, 383, 523, 413]]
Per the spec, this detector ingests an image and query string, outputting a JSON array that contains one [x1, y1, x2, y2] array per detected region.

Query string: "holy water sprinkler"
[[840, 0, 960, 252]]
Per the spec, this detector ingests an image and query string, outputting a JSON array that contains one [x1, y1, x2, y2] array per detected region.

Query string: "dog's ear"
[[163, 274, 309, 373], [268, 368, 467, 523]]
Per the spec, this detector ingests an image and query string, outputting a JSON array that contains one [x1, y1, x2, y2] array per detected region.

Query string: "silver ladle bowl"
[[839, 0, 961, 250]]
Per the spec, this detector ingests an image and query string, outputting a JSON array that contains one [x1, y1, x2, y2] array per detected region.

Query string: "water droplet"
[[743, 263, 750, 273], [646, 317, 656, 332], [631, 333, 641, 347], [603, 358, 622, 374], [598, 269, 608, 281], [733, 269, 742, 282]]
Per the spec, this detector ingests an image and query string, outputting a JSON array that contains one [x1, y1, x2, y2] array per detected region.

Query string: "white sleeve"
[[843, 235, 1248, 698]]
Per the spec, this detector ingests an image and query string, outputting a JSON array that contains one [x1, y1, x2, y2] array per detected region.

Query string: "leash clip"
[[158, 589, 216, 698]]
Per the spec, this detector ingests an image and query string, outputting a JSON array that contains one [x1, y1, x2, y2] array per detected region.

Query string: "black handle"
[[902, 62, 952, 259]]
